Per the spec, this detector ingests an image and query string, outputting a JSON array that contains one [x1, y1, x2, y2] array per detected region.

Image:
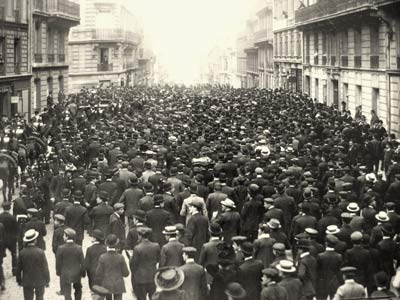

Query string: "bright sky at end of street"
[[127, 0, 255, 84]]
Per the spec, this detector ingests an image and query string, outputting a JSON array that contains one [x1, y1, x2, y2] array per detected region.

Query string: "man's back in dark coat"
[[237, 258, 263, 300], [17, 244, 50, 288], [146, 206, 172, 246], [65, 203, 88, 244]]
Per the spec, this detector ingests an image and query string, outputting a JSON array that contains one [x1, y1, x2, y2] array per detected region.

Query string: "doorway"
[[332, 80, 339, 107]]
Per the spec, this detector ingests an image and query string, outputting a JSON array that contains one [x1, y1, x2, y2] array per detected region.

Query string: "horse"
[[0, 154, 18, 202]]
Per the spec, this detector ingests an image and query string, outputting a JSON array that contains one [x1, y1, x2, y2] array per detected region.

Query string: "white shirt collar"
[[244, 256, 253, 261], [300, 252, 310, 258]]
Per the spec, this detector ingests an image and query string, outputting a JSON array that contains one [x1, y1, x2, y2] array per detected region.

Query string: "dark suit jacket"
[[0, 211, 18, 246], [345, 245, 370, 286], [17, 244, 50, 287], [65, 203, 88, 243], [108, 213, 126, 249], [263, 206, 284, 224], [241, 198, 264, 232], [279, 277, 303, 300], [261, 283, 288, 300], [160, 239, 184, 267], [317, 250, 343, 297], [290, 214, 317, 240], [146, 207, 172, 246], [98, 181, 118, 205], [119, 187, 144, 217], [215, 210, 240, 242], [96, 250, 129, 294], [199, 238, 222, 267], [130, 239, 160, 284], [85, 242, 107, 283], [253, 235, 276, 268], [298, 253, 317, 297], [24, 218, 47, 250], [56, 241, 85, 283], [179, 261, 208, 300], [237, 258, 264, 300], [274, 194, 296, 234], [52, 224, 66, 254], [90, 203, 114, 233], [54, 200, 72, 216], [186, 213, 209, 260]]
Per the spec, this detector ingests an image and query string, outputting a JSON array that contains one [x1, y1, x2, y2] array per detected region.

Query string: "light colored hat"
[[23, 229, 39, 243], [276, 260, 296, 273], [221, 199, 236, 209], [326, 225, 340, 235], [375, 211, 389, 222], [154, 267, 185, 291], [347, 202, 360, 213]]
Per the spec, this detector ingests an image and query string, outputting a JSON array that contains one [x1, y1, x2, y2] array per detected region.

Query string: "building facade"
[[31, 0, 80, 110], [296, 0, 400, 134], [68, 0, 142, 92], [273, 0, 303, 92], [244, 19, 259, 88], [137, 48, 156, 86], [254, 4, 274, 89], [205, 45, 239, 87], [0, 0, 31, 117]]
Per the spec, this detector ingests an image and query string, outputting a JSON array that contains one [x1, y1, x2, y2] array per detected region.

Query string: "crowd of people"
[[0, 85, 400, 300]]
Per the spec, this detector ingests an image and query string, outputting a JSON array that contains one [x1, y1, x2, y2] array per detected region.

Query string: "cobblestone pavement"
[[0, 208, 137, 300]]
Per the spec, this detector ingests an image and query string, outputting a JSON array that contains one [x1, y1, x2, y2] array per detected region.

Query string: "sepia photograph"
[[1, 0, 400, 299]]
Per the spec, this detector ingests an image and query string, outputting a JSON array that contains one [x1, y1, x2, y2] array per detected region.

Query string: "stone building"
[[31, 0, 80, 110], [68, 0, 142, 92], [0, 0, 31, 117], [273, 0, 303, 92], [296, 0, 400, 133]]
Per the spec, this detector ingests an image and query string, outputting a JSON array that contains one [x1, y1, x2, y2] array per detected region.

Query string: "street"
[[1, 208, 137, 300]]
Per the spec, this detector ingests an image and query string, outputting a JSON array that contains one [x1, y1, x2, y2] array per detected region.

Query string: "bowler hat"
[[92, 229, 105, 242], [224, 282, 246, 300], [241, 242, 253, 255], [209, 223, 223, 235]]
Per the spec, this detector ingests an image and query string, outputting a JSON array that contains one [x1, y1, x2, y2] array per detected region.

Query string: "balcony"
[[92, 29, 141, 44], [58, 54, 65, 62], [314, 56, 318, 65], [14, 63, 21, 75], [341, 55, 348, 67], [295, 0, 375, 25], [47, 54, 55, 63], [370, 55, 379, 69], [322, 55, 327, 65], [34, 53, 43, 63], [331, 56, 336, 66], [354, 56, 361, 68], [97, 63, 113, 72], [47, 0, 80, 24], [254, 29, 273, 45], [124, 62, 138, 70]]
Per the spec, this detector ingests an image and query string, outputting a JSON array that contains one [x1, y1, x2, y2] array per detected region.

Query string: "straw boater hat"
[[221, 199, 236, 209], [276, 260, 296, 273], [23, 229, 39, 243], [154, 267, 185, 291]]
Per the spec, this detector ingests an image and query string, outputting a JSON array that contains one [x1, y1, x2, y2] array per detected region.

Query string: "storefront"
[[0, 75, 31, 119]]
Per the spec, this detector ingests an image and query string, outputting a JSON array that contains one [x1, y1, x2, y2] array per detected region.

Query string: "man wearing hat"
[[84, 229, 106, 290], [52, 214, 67, 255], [316, 235, 343, 300], [0, 201, 18, 276], [180, 183, 207, 225], [126, 210, 147, 250], [199, 223, 223, 267], [186, 201, 209, 262], [162, 181, 180, 223], [254, 223, 277, 268], [160, 226, 184, 267], [273, 184, 296, 236], [179, 246, 208, 300], [263, 197, 284, 225], [152, 267, 186, 300], [276, 260, 302, 300], [138, 182, 155, 212], [56, 228, 85, 300], [24, 208, 46, 250], [224, 282, 247, 300], [241, 183, 264, 242], [65, 194, 89, 246], [237, 241, 264, 300], [290, 203, 317, 242], [95, 234, 130, 300], [206, 182, 228, 219], [344, 231, 370, 288], [370, 211, 390, 247], [54, 188, 72, 216], [297, 239, 317, 300], [90, 190, 114, 233], [16, 229, 50, 300], [270, 243, 287, 268], [84, 170, 99, 208], [118, 175, 144, 226], [261, 268, 288, 300], [98, 170, 118, 206], [109, 203, 126, 252], [333, 267, 365, 300], [145, 195, 172, 247], [215, 199, 240, 242], [130, 227, 160, 300]]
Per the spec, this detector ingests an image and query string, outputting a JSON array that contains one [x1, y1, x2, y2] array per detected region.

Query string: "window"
[[356, 85, 362, 106], [59, 76, 64, 93], [35, 21, 41, 54], [47, 28, 54, 54], [314, 32, 318, 55], [341, 30, 348, 55], [354, 27, 362, 56], [315, 78, 319, 100], [343, 83, 349, 107], [330, 31, 337, 65], [305, 33, 310, 62], [0, 36, 5, 64], [35, 79, 41, 109], [372, 88, 379, 113], [47, 77, 53, 95], [370, 23, 379, 56], [297, 32, 302, 57], [14, 38, 21, 74], [100, 48, 109, 64], [322, 32, 327, 55], [58, 30, 65, 54]]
